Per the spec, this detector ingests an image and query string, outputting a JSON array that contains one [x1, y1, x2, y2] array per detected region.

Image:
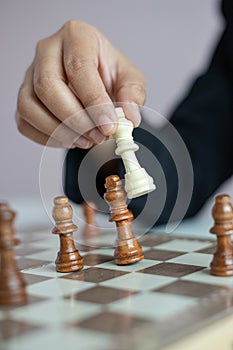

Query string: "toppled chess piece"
[[104, 175, 144, 265], [52, 196, 83, 272], [114, 107, 155, 199], [210, 194, 233, 276], [0, 203, 27, 304]]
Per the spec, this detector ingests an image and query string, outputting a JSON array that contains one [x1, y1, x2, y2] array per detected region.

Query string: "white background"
[[1, 0, 228, 217]]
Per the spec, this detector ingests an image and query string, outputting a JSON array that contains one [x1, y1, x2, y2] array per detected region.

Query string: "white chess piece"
[[114, 107, 156, 199]]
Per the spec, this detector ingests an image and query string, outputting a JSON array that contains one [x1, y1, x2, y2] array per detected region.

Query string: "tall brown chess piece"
[[52, 196, 83, 272], [0, 203, 27, 304], [82, 201, 100, 237], [210, 194, 233, 276], [104, 175, 144, 265]]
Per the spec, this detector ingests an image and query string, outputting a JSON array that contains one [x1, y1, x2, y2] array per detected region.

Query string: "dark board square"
[[155, 280, 229, 298], [144, 249, 184, 261], [65, 285, 135, 304], [71, 311, 153, 334], [22, 273, 52, 285], [196, 245, 216, 254], [15, 245, 47, 256], [83, 254, 113, 266], [0, 319, 43, 340], [140, 234, 173, 247], [62, 267, 128, 283], [139, 262, 204, 277], [16, 258, 50, 271], [0, 295, 49, 312]]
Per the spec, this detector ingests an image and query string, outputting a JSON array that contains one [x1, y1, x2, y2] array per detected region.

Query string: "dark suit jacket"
[[64, 0, 233, 225]]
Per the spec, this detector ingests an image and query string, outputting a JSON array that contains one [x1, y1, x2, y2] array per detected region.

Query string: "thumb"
[[114, 54, 146, 127]]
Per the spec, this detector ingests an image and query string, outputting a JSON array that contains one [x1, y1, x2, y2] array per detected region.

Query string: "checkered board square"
[[1, 230, 233, 350]]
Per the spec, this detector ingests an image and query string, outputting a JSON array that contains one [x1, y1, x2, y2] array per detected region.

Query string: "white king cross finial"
[[114, 107, 156, 199]]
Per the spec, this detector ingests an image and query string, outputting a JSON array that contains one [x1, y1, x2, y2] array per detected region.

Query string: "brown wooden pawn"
[[0, 203, 27, 304], [52, 196, 83, 272], [210, 194, 233, 276], [104, 175, 144, 265]]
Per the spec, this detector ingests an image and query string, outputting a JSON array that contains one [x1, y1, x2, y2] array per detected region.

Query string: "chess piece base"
[[114, 238, 144, 265], [55, 251, 83, 272], [210, 254, 233, 276], [0, 286, 27, 304], [125, 168, 155, 199], [0, 290, 27, 305]]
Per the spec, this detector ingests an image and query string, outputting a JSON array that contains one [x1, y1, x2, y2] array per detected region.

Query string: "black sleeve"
[[64, 0, 233, 225], [161, 0, 233, 220]]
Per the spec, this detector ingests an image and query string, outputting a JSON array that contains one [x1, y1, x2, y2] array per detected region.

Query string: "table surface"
[[1, 196, 233, 350]]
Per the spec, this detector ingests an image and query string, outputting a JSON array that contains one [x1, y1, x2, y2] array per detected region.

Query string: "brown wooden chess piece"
[[52, 196, 83, 272], [0, 203, 27, 304], [210, 194, 233, 276], [104, 175, 144, 265], [82, 201, 99, 237]]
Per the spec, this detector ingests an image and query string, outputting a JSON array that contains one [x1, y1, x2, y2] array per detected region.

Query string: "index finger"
[[62, 22, 117, 136]]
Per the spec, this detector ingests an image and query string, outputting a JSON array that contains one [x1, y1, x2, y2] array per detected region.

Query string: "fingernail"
[[99, 115, 116, 135], [74, 136, 93, 149]]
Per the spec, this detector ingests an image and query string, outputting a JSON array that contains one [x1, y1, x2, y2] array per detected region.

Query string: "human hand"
[[16, 20, 146, 148]]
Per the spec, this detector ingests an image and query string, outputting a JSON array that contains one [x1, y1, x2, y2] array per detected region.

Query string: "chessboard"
[[2, 226, 233, 350]]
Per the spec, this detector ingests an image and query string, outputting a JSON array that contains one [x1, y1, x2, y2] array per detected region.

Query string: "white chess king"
[[114, 107, 156, 199]]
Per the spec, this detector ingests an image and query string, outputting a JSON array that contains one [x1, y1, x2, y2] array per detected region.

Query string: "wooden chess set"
[[2, 108, 233, 349], [1, 188, 233, 349]]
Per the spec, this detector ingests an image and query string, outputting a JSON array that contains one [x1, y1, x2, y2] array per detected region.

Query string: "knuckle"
[[63, 19, 93, 35], [34, 73, 57, 99], [83, 92, 104, 108], [118, 82, 146, 104], [132, 83, 146, 103], [63, 19, 81, 31], [65, 54, 94, 78]]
